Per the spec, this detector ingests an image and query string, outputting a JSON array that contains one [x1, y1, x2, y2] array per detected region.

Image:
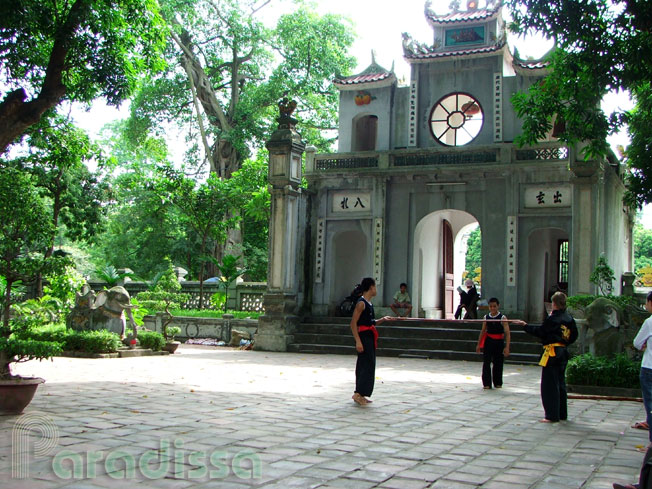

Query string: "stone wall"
[[143, 313, 258, 342], [88, 280, 266, 312]]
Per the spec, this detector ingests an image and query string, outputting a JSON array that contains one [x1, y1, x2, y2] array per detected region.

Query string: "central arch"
[[412, 210, 479, 318]]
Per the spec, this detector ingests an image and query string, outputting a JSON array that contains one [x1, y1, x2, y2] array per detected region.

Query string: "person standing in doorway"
[[518, 292, 578, 422], [455, 279, 479, 319], [350, 277, 390, 406], [476, 297, 510, 389]]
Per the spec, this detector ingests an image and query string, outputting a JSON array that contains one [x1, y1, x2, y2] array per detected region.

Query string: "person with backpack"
[[516, 291, 578, 422], [349, 277, 390, 406]]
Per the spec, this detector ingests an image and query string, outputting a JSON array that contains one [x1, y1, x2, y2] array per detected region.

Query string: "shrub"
[[567, 294, 642, 312], [135, 331, 165, 351], [566, 353, 641, 389], [64, 330, 122, 353]]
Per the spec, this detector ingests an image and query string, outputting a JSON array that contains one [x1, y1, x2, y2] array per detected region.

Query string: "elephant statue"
[[579, 297, 623, 356], [67, 284, 137, 339]]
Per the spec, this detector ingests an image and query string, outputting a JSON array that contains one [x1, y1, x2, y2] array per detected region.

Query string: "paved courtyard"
[[0, 345, 648, 489]]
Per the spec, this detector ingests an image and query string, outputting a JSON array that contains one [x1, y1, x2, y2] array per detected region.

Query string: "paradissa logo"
[[51, 440, 261, 481]]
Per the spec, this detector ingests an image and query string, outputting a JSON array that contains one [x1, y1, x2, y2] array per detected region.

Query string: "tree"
[[0, 0, 167, 154], [465, 227, 482, 283], [505, 0, 652, 206], [634, 222, 652, 274], [131, 0, 355, 177], [158, 169, 238, 307], [0, 169, 53, 327]]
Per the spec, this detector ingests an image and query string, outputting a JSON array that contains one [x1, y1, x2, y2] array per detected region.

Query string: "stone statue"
[[67, 285, 137, 339], [578, 297, 623, 356]]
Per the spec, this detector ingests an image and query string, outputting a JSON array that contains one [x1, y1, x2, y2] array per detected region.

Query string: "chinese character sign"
[[524, 185, 571, 208], [332, 192, 372, 213]]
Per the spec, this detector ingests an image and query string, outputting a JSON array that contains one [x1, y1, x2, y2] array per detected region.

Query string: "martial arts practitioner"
[[517, 291, 578, 422], [350, 277, 390, 406]]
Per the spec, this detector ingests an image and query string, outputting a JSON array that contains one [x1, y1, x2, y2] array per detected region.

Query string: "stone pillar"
[[254, 99, 306, 351]]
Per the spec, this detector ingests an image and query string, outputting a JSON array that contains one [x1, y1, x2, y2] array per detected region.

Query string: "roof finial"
[[390, 60, 395, 73], [371, 49, 376, 64]]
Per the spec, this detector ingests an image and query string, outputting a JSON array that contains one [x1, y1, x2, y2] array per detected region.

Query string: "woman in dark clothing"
[[350, 277, 390, 406]]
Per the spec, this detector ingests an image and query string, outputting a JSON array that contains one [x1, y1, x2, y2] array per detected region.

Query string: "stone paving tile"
[[1, 346, 646, 488]]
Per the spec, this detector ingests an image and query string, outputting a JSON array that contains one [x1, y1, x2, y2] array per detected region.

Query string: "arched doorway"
[[352, 115, 378, 152], [527, 228, 569, 321], [413, 210, 479, 318], [331, 230, 368, 309]]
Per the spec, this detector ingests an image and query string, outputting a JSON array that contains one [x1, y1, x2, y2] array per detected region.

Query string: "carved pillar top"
[[267, 98, 305, 150]]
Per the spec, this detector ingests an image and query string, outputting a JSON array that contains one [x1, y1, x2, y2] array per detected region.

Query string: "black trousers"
[[355, 330, 376, 397], [482, 337, 504, 388], [540, 347, 569, 422]]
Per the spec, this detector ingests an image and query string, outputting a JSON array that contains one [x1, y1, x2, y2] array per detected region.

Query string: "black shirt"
[[525, 309, 578, 346], [357, 297, 376, 327]]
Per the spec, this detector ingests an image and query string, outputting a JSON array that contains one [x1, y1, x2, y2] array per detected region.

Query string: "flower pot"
[[162, 341, 180, 354], [0, 377, 45, 415]]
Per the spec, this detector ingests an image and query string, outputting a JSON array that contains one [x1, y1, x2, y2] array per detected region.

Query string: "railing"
[[88, 280, 266, 311], [306, 142, 571, 175]]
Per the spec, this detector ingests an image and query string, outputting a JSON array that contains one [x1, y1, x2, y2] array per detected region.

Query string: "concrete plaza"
[[0, 345, 648, 489]]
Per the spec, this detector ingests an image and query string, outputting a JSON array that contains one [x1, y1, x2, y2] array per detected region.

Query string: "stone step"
[[290, 317, 542, 365], [287, 343, 539, 364]]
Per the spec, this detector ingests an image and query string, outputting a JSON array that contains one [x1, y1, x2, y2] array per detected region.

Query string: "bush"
[[64, 330, 122, 353], [567, 294, 642, 311], [135, 331, 165, 351], [566, 353, 641, 388]]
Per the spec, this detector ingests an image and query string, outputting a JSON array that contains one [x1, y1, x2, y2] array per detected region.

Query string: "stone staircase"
[[288, 316, 542, 364]]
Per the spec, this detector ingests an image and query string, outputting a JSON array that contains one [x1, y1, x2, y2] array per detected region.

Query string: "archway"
[[413, 210, 479, 318], [331, 230, 368, 309], [527, 228, 569, 321], [352, 114, 378, 152]]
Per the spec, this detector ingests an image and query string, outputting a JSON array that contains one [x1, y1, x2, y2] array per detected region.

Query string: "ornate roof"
[[425, 1, 503, 26], [334, 59, 397, 89], [511, 46, 553, 74], [403, 36, 506, 62]]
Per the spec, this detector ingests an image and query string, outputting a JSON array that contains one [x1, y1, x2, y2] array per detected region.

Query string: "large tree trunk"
[[0, 0, 89, 154]]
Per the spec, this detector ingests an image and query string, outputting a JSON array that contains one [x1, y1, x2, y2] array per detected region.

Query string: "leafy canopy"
[[506, 0, 652, 206]]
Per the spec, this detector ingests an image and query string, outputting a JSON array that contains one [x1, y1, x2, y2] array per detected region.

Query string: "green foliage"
[[169, 309, 261, 319], [44, 264, 85, 311], [464, 227, 482, 282], [1, 299, 65, 378], [634, 223, 652, 275], [210, 292, 226, 311], [207, 254, 246, 312], [130, 298, 149, 327], [0, 168, 54, 327], [567, 294, 641, 312], [566, 353, 641, 389], [63, 330, 122, 354], [132, 330, 165, 351], [94, 265, 135, 287], [505, 0, 652, 206], [0, 0, 167, 151], [135, 261, 189, 312], [589, 256, 616, 296], [165, 326, 181, 341]]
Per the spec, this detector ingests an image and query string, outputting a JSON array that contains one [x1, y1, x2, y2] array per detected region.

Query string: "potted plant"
[[135, 260, 188, 354], [162, 326, 182, 353], [0, 169, 64, 414]]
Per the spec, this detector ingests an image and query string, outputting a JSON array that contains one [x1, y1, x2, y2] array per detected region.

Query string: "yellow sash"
[[539, 342, 566, 367]]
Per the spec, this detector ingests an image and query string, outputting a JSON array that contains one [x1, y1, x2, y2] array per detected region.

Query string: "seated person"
[[454, 279, 479, 319], [391, 283, 412, 317]]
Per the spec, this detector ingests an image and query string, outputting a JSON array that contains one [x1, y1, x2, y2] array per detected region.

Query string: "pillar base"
[[253, 293, 299, 352]]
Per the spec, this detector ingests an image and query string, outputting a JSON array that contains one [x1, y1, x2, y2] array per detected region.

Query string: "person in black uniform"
[[455, 279, 479, 319], [517, 291, 578, 422], [476, 297, 510, 389], [350, 277, 390, 406]]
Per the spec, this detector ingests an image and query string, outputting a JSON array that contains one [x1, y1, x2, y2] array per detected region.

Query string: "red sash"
[[358, 325, 378, 349], [478, 332, 504, 348]]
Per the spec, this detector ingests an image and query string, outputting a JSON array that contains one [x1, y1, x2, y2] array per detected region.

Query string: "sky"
[[69, 0, 648, 225]]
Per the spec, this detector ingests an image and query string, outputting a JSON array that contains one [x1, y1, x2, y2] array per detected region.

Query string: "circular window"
[[429, 93, 484, 146]]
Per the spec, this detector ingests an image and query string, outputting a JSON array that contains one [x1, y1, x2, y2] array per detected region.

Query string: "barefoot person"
[[350, 277, 390, 405], [518, 292, 578, 422], [476, 297, 510, 389]]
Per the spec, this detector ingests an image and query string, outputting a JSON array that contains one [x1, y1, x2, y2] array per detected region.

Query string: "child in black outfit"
[[476, 297, 510, 389]]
